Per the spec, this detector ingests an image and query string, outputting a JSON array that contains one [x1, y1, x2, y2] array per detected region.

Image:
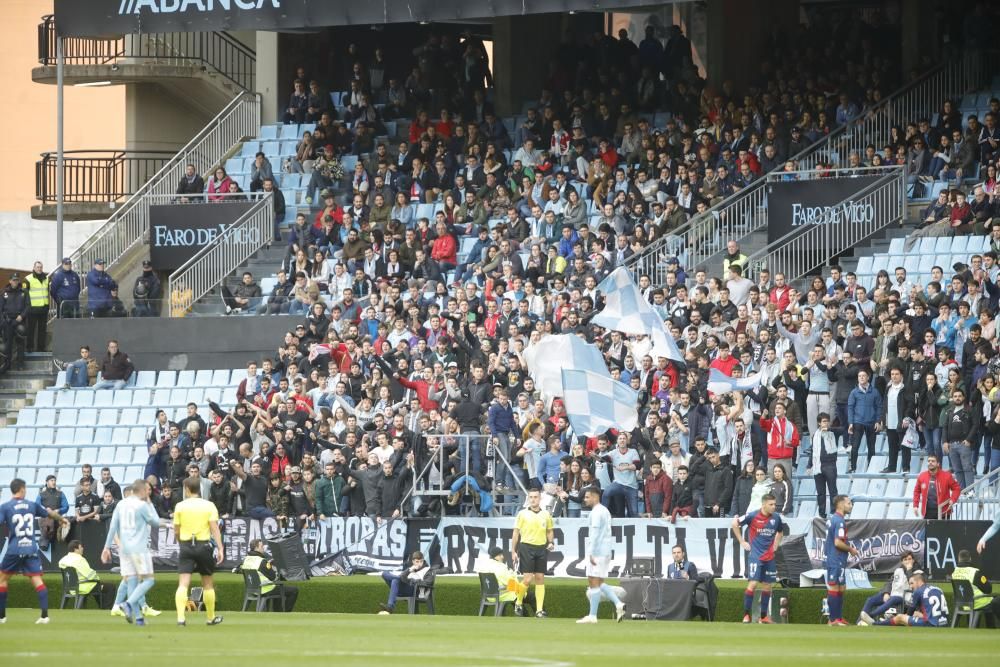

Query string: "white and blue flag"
[[560, 368, 639, 436], [593, 267, 684, 361], [706, 368, 764, 396]]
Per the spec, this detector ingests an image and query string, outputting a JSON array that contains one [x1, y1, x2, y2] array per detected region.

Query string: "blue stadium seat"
[[54, 428, 74, 447], [341, 155, 358, 173], [241, 141, 260, 158], [54, 391, 75, 408], [56, 467, 75, 487], [194, 369, 214, 386], [0, 449, 17, 466], [96, 446, 116, 463], [152, 388, 172, 407], [93, 427, 112, 446], [74, 428, 94, 447], [258, 124, 279, 140], [131, 389, 151, 407], [211, 369, 232, 386], [15, 429, 34, 446], [299, 123, 315, 137], [137, 408, 156, 425], [279, 140, 298, 157], [282, 173, 302, 189], [110, 428, 130, 447], [33, 428, 53, 447], [58, 448, 77, 466], [885, 478, 905, 497], [56, 410, 76, 427], [168, 389, 188, 406], [176, 370, 195, 387], [55, 371, 67, 387], [855, 256, 873, 275], [33, 391, 55, 408], [934, 237, 952, 253], [73, 391, 93, 408], [94, 407, 116, 425], [16, 409, 36, 427], [969, 236, 989, 253], [888, 238, 905, 255], [902, 255, 920, 273], [225, 157, 243, 174], [134, 371, 157, 388], [279, 124, 299, 140], [916, 238, 937, 254], [186, 388, 205, 406], [92, 391, 115, 408], [114, 447, 132, 465], [262, 141, 280, 158]]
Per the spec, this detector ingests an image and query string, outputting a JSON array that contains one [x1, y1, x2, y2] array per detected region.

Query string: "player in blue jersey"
[[102, 479, 161, 626], [876, 571, 949, 627], [732, 493, 784, 624], [576, 487, 626, 624], [824, 495, 860, 626], [0, 478, 70, 624]]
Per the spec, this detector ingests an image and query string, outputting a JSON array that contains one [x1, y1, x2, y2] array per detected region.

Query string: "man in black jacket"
[[0, 272, 28, 372], [703, 449, 734, 518], [176, 163, 204, 200], [830, 350, 860, 447], [376, 454, 413, 521], [882, 367, 915, 473], [942, 387, 980, 490]]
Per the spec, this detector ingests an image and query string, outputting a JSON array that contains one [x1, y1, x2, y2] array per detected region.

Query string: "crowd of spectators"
[[35, 8, 1000, 524]]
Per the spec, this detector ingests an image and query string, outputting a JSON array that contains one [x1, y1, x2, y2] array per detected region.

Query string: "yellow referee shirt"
[[514, 508, 553, 546], [173, 497, 219, 541]]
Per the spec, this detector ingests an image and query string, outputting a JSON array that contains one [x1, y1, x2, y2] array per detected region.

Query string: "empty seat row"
[[34, 386, 236, 410], [0, 444, 148, 469], [0, 425, 153, 448], [0, 465, 146, 490]]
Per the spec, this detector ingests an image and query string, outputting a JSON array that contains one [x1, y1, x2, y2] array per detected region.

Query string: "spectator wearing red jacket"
[[408, 110, 431, 144], [912, 454, 962, 519], [769, 273, 791, 311], [760, 401, 800, 476], [395, 367, 440, 412], [644, 461, 673, 518], [709, 344, 739, 377], [430, 222, 457, 271]]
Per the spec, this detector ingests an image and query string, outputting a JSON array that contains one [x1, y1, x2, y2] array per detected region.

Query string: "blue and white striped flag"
[[593, 267, 684, 362], [523, 334, 610, 404], [592, 267, 664, 335], [560, 368, 639, 436], [706, 368, 764, 396]]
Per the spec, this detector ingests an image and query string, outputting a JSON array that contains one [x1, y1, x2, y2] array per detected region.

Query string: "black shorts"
[[518, 544, 548, 575], [178, 541, 216, 576]]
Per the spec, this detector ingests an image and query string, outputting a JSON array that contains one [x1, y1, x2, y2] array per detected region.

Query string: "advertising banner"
[[55, 0, 666, 38], [0, 516, 406, 572], [434, 517, 812, 578], [149, 202, 255, 270], [924, 520, 999, 580], [808, 518, 925, 575], [766, 175, 883, 243]]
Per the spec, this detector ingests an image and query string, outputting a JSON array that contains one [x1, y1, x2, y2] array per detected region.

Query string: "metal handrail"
[[743, 167, 906, 284], [625, 178, 767, 284], [38, 14, 256, 91], [35, 150, 173, 203], [624, 53, 987, 280], [787, 52, 988, 171], [951, 468, 1000, 520], [167, 193, 273, 317], [69, 92, 261, 298]]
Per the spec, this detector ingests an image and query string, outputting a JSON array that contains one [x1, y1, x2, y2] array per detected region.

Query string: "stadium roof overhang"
[[54, 0, 672, 38]]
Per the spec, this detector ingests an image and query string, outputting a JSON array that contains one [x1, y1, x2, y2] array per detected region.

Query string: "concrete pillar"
[[256, 31, 280, 125], [900, 0, 936, 76], [125, 84, 207, 154], [492, 14, 573, 117]]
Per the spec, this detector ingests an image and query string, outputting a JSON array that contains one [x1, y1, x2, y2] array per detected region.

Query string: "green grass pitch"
[[0, 609, 996, 666]]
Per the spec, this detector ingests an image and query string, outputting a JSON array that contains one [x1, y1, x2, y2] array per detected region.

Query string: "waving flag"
[[593, 267, 684, 362], [560, 368, 639, 436], [706, 368, 764, 396], [523, 334, 609, 403]]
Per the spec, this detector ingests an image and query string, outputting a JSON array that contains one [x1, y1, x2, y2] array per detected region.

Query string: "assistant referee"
[[173, 477, 224, 626], [511, 488, 554, 618]]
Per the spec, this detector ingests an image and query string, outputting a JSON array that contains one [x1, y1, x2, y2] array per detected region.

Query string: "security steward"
[[239, 539, 298, 611], [58, 540, 114, 606], [24, 261, 50, 352], [0, 272, 28, 372], [173, 477, 224, 626], [951, 549, 999, 626]]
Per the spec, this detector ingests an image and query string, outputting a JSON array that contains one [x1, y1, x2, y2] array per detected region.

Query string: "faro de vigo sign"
[[790, 200, 876, 226]]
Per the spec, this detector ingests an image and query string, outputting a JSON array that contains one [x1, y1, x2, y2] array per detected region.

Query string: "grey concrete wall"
[[53, 315, 302, 371], [125, 83, 210, 153]]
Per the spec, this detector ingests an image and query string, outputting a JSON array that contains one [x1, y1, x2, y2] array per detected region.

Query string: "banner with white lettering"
[[924, 520, 998, 580], [808, 518, 925, 575], [435, 517, 812, 578], [766, 175, 883, 243], [149, 202, 255, 270]]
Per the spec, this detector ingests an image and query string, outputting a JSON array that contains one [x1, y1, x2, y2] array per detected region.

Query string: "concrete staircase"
[[188, 236, 289, 317], [0, 353, 56, 427]]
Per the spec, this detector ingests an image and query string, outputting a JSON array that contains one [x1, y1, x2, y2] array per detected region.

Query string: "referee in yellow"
[[511, 488, 555, 618], [173, 477, 224, 626]]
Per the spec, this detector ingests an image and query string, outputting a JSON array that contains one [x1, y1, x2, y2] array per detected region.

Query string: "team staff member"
[[240, 539, 298, 612], [511, 488, 554, 618], [58, 540, 114, 604], [173, 477, 224, 626]]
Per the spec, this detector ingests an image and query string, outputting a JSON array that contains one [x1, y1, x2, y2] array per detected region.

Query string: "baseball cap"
[[94, 258, 105, 265], [142, 260, 152, 268], [447, 361, 458, 368], [61, 257, 71, 264], [9, 273, 19, 280], [289, 466, 302, 474]]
